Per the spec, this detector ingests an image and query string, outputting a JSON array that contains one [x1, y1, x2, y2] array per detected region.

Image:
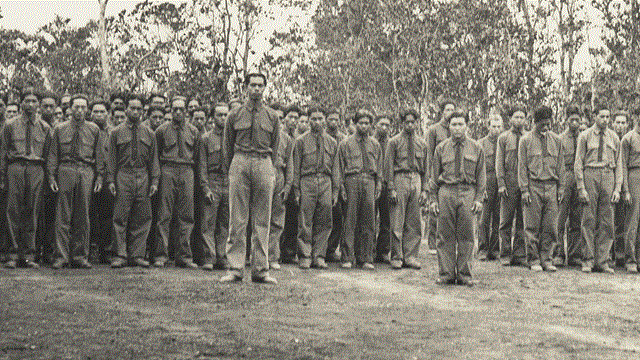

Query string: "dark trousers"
[[282, 191, 298, 262], [624, 169, 640, 266], [523, 181, 558, 265], [375, 183, 391, 260], [478, 172, 500, 259], [36, 181, 56, 263], [90, 182, 113, 263], [389, 173, 421, 262], [581, 168, 615, 269], [342, 174, 375, 264], [6, 162, 44, 261], [155, 164, 195, 263], [613, 200, 627, 264], [53, 164, 94, 263], [268, 169, 286, 262], [191, 182, 205, 264], [437, 184, 475, 282], [298, 174, 333, 261], [112, 169, 152, 260], [201, 173, 229, 265], [556, 172, 583, 264], [499, 174, 525, 262]]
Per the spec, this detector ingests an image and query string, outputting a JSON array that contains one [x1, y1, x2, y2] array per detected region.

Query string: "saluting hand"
[[108, 183, 116, 196], [149, 184, 158, 197]]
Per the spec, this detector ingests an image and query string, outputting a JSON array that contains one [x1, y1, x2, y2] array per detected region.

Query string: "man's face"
[[298, 115, 310, 134], [246, 76, 266, 101], [112, 110, 126, 126], [377, 118, 392, 135], [5, 104, 19, 120], [356, 116, 371, 136], [579, 117, 589, 131], [171, 99, 187, 123], [148, 110, 164, 130], [71, 98, 88, 122], [41, 98, 56, 122], [567, 114, 580, 132], [327, 113, 340, 130], [54, 107, 64, 123], [488, 118, 503, 137], [191, 110, 206, 130], [126, 99, 143, 123], [22, 94, 39, 116], [402, 116, 416, 133], [285, 111, 299, 130], [164, 112, 173, 123], [188, 100, 200, 114], [511, 110, 527, 128], [309, 111, 325, 131], [595, 110, 610, 129], [535, 118, 551, 135], [91, 104, 109, 125], [613, 115, 628, 135], [449, 116, 467, 138], [111, 98, 124, 110], [150, 96, 165, 108], [214, 105, 229, 129], [442, 103, 456, 122]]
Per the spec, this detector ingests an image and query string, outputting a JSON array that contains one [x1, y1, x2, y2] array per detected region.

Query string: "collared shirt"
[[559, 128, 580, 170], [496, 128, 524, 188], [106, 120, 160, 187], [517, 130, 565, 194], [431, 135, 486, 203], [276, 130, 294, 196], [575, 125, 622, 192], [202, 126, 225, 174], [335, 133, 382, 185], [155, 120, 202, 165], [619, 128, 640, 193], [47, 119, 105, 183], [384, 130, 428, 192], [223, 101, 281, 170], [0, 114, 51, 183], [293, 129, 338, 191], [479, 134, 498, 174], [426, 121, 449, 175], [326, 128, 347, 145]]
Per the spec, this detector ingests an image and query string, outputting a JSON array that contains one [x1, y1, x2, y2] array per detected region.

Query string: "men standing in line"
[[200, 102, 230, 271], [154, 96, 206, 269], [49, 94, 105, 269], [384, 109, 427, 270], [325, 109, 347, 262], [430, 110, 485, 286], [107, 95, 159, 268], [336, 109, 382, 270], [575, 104, 621, 273], [281, 105, 302, 264], [190, 105, 208, 264], [617, 108, 640, 273], [1, 89, 51, 268], [144, 105, 164, 260], [426, 100, 457, 253], [611, 110, 630, 267], [477, 114, 503, 261], [374, 114, 392, 264], [496, 106, 528, 267], [292, 106, 337, 269], [221, 73, 280, 284], [518, 106, 565, 272]]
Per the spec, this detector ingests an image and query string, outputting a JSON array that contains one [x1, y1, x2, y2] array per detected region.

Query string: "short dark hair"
[[147, 105, 165, 116], [40, 92, 59, 105], [90, 100, 111, 112], [244, 72, 267, 85], [284, 105, 301, 118], [353, 109, 375, 124], [111, 105, 126, 115], [399, 109, 419, 123], [566, 104, 582, 118], [307, 105, 326, 117], [447, 110, 469, 124], [438, 98, 457, 120], [533, 106, 553, 123], [326, 108, 341, 118], [20, 87, 41, 102], [592, 101, 610, 116], [506, 105, 527, 119], [613, 110, 629, 120], [110, 92, 126, 104], [126, 94, 146, 107], [148, 93, 166, 104], [209, 102, 229, 117], [70, 94, 89, 107]]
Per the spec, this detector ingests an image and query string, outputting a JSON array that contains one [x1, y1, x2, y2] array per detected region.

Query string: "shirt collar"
[[213, 125, 224, 135], [593, 125, 606, 135]]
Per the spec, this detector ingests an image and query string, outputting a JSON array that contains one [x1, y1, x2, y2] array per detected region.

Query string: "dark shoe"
[[153, 259, 166, 268], [477, 251, 488, 261], [299, 258, 311, 269], [500, 256, 512, 266], [326, 253, 341, 263], [179, 261, 198, 269], [217, 259, 230, 270], [457, 278, 474, 287], [567, 258, 582, 267], [132, 258, 150, 268], [362, 262, 375, 270], [510, 258, 528, 267], [390, 260, 403, 269], [111, 257, 126, 268], [220, 273, 243, 283], [24, 260, 40, 269], [341, 262, 352, 269], [542, 263, 557, 272], [52, 259, 66, 269], [615, 258, 626, 268], [435, 278, 456, 285], [76, 259, 92, 269], [252, 274, 277, 284], [4, 260, 17, 269], [313, 258, 328, 269], [404, 259, 421, 270], [375, 254, 391, 264]]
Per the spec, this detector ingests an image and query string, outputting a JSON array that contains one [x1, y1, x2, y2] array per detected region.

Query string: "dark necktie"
[[131, 122, 138, 162], [25, 119, 32, 156], [359, 137, 370, 174], [454, 139, 463, 178], [408, 132, 416, 170], [71, 122, 80, 159], [176, 124, 185, 158], [317, 133, 323, 171], [540, 133, 547, 158], [597, 130, 604, 162]]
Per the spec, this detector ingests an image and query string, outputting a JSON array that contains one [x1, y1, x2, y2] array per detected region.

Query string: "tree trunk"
[[98, 0, 110, 96]]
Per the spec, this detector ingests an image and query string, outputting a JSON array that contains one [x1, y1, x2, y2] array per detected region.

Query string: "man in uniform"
[[336, 109, 382, 269], [281, 105, 302, 264], [374, 114, 393, 263], [384, 109, 427, 269], [107, 95, 159, 268], [292, 106, 337, 269], [426, 99, 457, 253], [430, 110, 485, 286], [518, 106, 565, 272], [1, 88, 51, 268], [154, 96, 206, 269], [554, 105, 583, 267], [221, 73, 280, 284], [477, 114, 503, 261], [496, 106, 528, 267], [575, 103, 621, 273], [611, 110, 629, 267], [49, 94, 105, 269], [189, 105, 208, 263], [617, 108, 640, 273], [325, 109, 347, 262], [143, 105, 164, 260]]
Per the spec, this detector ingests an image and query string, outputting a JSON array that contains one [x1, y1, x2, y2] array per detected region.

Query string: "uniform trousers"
[[523, 181, 558, 265], [581, 167, 615, 269], [389, 172, 421, 263], [268, 168, 286, 262], [478, 171, 500, 259], [201, 172, 229, 266], [375, 183, 391, 260], [623, 168, 640, 266], [298, 174, 332, 261], [499, 173, 526, 263], [342, 173, 375, 264], [556, 171, 583, 264], [112, 168, 152, 260]]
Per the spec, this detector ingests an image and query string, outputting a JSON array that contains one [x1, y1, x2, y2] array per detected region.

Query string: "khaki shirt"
[[335, 134, 382, 186], [479, 134, 498, 174], [48, 119, 105, 185], [517, 130, 565, 195], [426, 120, 449, 178], [559, 128, 579, 171], [293, 130, 337, 192], [107, 121, 159, 188], [496, 128, 524, 188], [619, 128, 640, 193], [384, 130, 428, 192], [0, 115, 51, 182], [575, 125, 622, 192]]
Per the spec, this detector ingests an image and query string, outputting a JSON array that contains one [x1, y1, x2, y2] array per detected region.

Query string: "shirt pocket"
[[207, 142, 221, 168], [527, 147, 543, 178], [441, 151, 455, 176], [302, 144, 318, 171], [32, 128, 46, 156], [80, 132, 95, 158], [59, 129, 74, 154], [347, 144, 362, 171], [463, 152, 478, 180], [11, 128, 26, 154], [258, 118, 274, 149]]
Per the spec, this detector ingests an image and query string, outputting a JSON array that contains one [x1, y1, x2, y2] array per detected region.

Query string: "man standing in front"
[[1, 88, 51, 268], [107, 94, 159, 268], [575, 104, 621, 273], [384, 109, 427, 270], [221, 73, 280, 284], [518, 106, 565, 272], [431, 110, 485, 286], [49, 94, 104, 269], [611, 110, 629, 268], [336, 109, 382, 270]]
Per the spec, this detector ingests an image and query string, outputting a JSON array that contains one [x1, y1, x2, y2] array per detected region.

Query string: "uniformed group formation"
[[1, 73, 639, 286]]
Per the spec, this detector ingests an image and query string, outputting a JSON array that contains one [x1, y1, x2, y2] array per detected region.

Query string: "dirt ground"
[[2, 244, 640, 360]]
